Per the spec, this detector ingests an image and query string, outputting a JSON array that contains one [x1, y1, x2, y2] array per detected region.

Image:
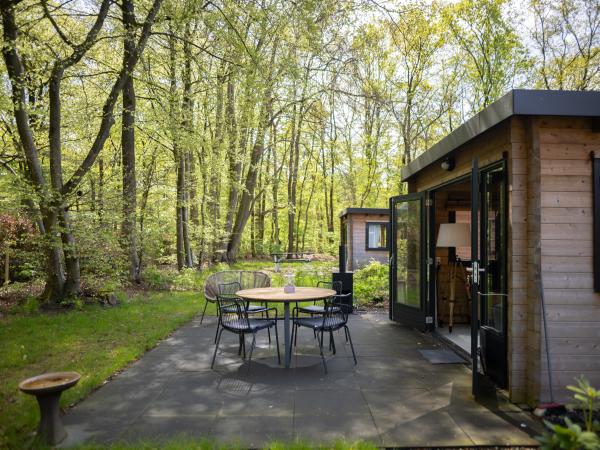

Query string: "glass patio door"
[[470, 160, 481, 398], [479, 163, 508, 388], [389, 193, 427, 329], [470, 159, 508, 397]]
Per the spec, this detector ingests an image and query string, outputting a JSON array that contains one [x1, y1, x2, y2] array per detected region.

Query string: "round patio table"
[[236, 287, 336, 368]]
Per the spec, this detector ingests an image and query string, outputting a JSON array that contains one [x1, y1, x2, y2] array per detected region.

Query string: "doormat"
[[419, 349, 467, 364]]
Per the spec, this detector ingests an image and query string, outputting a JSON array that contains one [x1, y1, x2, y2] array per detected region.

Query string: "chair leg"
[[238, 334, 243, 356], [200, 300, 208, 324], [344, 327, 349, 342], [318, 329, 328, 374], [214, 320, 220, 344], [293, 322, 299, 346], [345, 326, 357, 365], [330, 331, 336, 355], [274, 322, 281, 364], [247, 332, 256, 374], [291, 322, 295, 348], [211, 328, 223, 369], [266, 309, 271, 344]]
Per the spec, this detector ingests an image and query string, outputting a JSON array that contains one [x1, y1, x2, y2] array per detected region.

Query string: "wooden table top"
[[236, 287, 336, 303]]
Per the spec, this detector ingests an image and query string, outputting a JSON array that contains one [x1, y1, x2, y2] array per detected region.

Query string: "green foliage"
[[539, 418, 600, 450], [75, 221, 128, 280], [568, 376, 600, 432], [22, 296, 39, 315], [539, 377, 600, 450], [69, 437, 378, 450], [172, 267, 203, 290], [143, 266, 175, 290], [354, 261, 389, 304]]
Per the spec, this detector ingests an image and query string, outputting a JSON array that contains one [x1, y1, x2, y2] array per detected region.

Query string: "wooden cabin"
[[390, 89, 600, 406], [339, 208, 389, 271]]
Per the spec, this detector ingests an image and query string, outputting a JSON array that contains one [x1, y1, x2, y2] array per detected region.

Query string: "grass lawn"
[[72, 437, 379, 449], [0, 259, 386, 448], [0, 291, 211, 448]]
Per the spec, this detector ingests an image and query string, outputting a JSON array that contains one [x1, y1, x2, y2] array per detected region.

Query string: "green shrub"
[[353, 261, 388, 304], [172, 268, 202, 290], [538, 377, 600, 450], [143, 266, 174, 290], [23, 296, 39, 315]]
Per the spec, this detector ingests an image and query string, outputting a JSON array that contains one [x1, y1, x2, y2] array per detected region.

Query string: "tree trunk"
[[271, 120, 281, 250], [209, 70, 225, 259], [223, 73, 240, 248], [181, 22, 194, 267], [121, 0, 141, 282], [286, 101, 298, 257], [3, 251, 9, 285], [226, 46, 277, 261], [98, 157, 104, 224]]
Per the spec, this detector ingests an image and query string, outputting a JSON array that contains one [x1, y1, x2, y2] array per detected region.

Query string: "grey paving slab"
[[118, 415, 216, 444], [61, 312, 541, 448], [294, 414, 382, 445]]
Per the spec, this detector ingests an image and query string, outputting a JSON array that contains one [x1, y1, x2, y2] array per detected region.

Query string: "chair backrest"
[[240, 271, 270, 290], [204, 270, 271, 301], [216, 294, 250, 331], [317, 280, 342, 295], [218, 281, 241, 298]]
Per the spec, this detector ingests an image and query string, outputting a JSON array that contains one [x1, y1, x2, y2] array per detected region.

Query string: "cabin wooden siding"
[[345, 213, 389, 271], [407, 115, 600, 406], [536, 117, 600, 403]]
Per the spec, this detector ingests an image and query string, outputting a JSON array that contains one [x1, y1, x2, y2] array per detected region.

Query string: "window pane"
[[395, 200, 421, 307], [368, 225, 380, 248], [483, 168, 506, 332], [367, 223, 386, 249]]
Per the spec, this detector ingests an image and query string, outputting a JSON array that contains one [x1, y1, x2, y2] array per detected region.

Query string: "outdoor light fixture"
[[441, 157, 455, 171]]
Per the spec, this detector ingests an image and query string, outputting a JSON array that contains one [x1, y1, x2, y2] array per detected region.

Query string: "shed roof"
[[401, 89, 600, 181], [339, 208, 389, 218]]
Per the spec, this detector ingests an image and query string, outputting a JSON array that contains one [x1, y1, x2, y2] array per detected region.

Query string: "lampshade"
[[436, 223, 470, 248]]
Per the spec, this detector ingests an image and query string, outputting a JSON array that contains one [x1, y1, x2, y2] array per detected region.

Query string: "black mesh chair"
[[216, 282, 271, 348], [291, 296, 357, 373], [202, 270, 271, 324], [296, 280, 344, 315], [293, 280, 351, 350], [211, 294, 280, 372]]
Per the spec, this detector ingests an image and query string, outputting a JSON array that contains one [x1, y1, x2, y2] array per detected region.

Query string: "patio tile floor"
[[60, 313, 542, 448]]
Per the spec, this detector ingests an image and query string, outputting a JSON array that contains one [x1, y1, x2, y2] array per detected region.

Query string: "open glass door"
[[389, 193, 427, 330], [479, 163, 508, 388], [470, 160, 480, 398]]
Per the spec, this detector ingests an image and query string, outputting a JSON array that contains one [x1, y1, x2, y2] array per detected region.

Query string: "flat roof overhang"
[[401, 89, 600, 181], [339, 208, 390, 218]]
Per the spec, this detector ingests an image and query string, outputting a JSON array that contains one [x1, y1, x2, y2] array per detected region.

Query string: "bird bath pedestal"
[[19, 371, 81, 445]]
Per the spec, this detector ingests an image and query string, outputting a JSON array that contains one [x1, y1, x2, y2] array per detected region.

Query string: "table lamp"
[[436, 223, 470, 333]]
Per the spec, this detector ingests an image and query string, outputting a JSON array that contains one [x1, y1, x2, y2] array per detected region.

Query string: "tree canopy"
[[1, 0, 599, 302]]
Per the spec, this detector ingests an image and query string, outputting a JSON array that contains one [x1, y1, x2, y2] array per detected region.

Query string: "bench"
[[271, 252, 314, 271]]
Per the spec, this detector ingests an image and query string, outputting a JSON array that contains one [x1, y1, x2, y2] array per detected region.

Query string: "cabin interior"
[[433, 179, 474, 355]]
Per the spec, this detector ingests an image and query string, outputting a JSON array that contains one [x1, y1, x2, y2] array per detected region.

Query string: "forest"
[[0, 0, 599, 304]]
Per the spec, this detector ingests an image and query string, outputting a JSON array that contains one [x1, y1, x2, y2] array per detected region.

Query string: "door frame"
[[478, 159, 509, 389], [389, 158, 510, 396], [389, 192, 428, 329]]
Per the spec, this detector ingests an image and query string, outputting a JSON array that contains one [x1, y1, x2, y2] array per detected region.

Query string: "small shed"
[[389, 89, 600, 406], [339, 208, 390, 271]]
